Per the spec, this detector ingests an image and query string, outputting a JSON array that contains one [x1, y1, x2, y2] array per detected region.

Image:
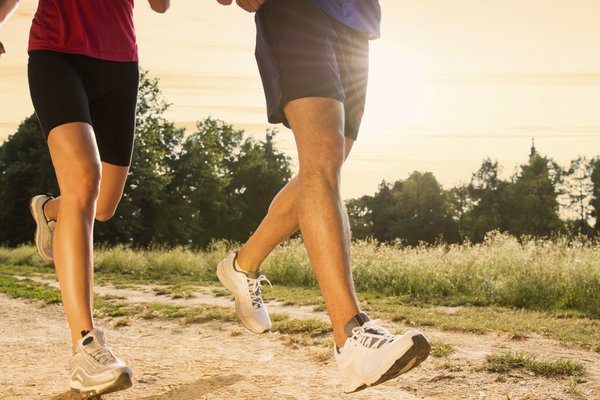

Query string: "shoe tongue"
[[344, 312, 370, 338], [81, 329, 106, 352]]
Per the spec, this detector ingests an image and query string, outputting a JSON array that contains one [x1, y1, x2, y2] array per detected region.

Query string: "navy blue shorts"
[[28, 50, 139, 167], [255, 0, 370, 140]]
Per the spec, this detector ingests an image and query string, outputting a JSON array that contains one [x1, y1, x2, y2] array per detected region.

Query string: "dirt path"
[[1, 281, 599, 400]]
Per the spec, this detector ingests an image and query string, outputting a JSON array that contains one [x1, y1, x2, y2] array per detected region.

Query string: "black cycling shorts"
[[28, 50, 139, 167], [255, 0, 370, 140]]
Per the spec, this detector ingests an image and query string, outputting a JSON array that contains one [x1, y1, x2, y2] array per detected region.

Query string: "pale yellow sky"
[[1, 0, 600, 198]]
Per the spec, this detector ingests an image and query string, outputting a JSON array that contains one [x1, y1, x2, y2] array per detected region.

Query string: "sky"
[[1, 0, 600, 199]]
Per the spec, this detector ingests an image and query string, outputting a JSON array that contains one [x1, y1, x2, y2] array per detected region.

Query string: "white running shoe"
[[335, 314, 430, 393], [217, 251, 272, 333], [29, 194, 55, 263], [69, 328, 132, 398]]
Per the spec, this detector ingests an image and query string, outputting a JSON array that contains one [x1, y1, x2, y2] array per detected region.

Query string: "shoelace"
[[247, 274, 272, 309], [351, 320, 396, 349], [89, 346, 117, 365]]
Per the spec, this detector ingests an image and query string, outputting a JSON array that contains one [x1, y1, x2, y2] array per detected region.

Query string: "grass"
[[484, 352, 585, 377], [430, 339, 454, 358], [565, 376, 583, 396], [3, 232, 600, 317], [2, 233, 600, 352], [0, 273, 337, 346], [386, 304, 600, 351], [100, 232, 596, 319], [3, 272, 600, 352], [0, 274, 61, 305]]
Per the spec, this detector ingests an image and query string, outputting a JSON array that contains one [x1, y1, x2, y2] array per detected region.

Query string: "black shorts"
[[255, 0, 370, 140], [28, 50, 139, 167]]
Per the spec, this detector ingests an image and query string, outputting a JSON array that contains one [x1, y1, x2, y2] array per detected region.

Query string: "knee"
[[300, 150, 344, 184], [60, 164, 102, 207]]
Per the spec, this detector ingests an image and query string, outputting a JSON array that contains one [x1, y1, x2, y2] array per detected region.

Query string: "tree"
[[370, 172, 459, 245], [0, 115, 57, 245], [505, 154, 563, 237], [161, 119, 291, 248], [225, 130, 292, 242], [160, 118, 243, 247], [448, 183, 472, 243], [589, 157, 600, 233], [559, 156, 594, 235], [465, 159, 509, 242], [346, 195, 374, 240]]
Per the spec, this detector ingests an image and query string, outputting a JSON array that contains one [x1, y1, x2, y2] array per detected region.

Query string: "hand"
[[217, 0, 265, 13], [0, 41, 5, 57]]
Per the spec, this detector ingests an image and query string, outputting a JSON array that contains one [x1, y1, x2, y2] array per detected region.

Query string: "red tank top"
[[28, 0, 138, 62]]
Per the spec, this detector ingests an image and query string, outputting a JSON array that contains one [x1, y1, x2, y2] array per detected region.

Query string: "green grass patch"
[[430, 339, 454, 358], [484, 352, 585, 377], [263, 285, 323, 307], [271, 314, 330, 337], [387, 304, 600, 351], [0, 274, 61, 305]]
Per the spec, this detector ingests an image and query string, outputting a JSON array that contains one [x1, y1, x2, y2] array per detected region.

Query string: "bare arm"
[[148, 0, 170, 14], [0, 0, 18, 26], [216, 0, 265, 13], [0, 0, 19, 57]]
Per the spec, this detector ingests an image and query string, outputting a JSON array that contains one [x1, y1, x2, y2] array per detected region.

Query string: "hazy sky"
[[1, 0, 600, 199]]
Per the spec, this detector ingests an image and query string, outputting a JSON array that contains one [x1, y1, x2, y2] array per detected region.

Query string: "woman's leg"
[[46, 121, 102, 352], [44, 162, 129, 223]]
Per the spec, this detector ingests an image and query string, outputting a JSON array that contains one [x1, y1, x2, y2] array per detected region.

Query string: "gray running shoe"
[[29, 194, 55, 263], [217, 251, 272, 333], [69, 328, 132, 398]]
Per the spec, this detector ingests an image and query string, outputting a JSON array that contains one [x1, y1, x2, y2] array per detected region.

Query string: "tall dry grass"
[[1, 232, 598, 316]]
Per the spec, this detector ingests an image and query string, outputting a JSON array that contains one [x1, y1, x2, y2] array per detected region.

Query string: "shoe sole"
[[29, 196, 53, 263], [71, 371, 132, 399], [352, 333, 431, 393], [216, 258, 270, 334]]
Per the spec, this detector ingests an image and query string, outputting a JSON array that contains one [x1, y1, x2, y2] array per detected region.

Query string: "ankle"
[[235, 249, 260, 273], [43, 197, 57, 221], [334, 331, 348, 349], [334, 312, 369, 348]]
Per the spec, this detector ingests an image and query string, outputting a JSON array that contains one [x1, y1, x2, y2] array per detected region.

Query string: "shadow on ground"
[[48, 374, 243, 400], [138, 374, 243, 400]]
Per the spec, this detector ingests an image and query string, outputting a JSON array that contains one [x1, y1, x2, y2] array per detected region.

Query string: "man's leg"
[[236, 139, 354, 271], [283, 96, 359, 348]]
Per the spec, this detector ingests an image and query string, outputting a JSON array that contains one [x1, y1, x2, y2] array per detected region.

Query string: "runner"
[[215, 0, 431, 392], [0, 0, 170, 397]]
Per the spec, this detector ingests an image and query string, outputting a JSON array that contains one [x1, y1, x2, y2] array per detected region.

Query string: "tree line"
[[0, 71, 597, 247], [347, 154, 600, 245]]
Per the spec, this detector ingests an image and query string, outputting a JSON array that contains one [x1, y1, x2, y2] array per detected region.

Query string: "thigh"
[[47, 122, 101, 190], [28, 50, 93, 139], [85, 59, 139, 167], [284, 97, 345, 167]]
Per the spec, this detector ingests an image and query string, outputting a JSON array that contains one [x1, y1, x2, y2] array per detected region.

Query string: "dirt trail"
[[1, 280, 599, 400]]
